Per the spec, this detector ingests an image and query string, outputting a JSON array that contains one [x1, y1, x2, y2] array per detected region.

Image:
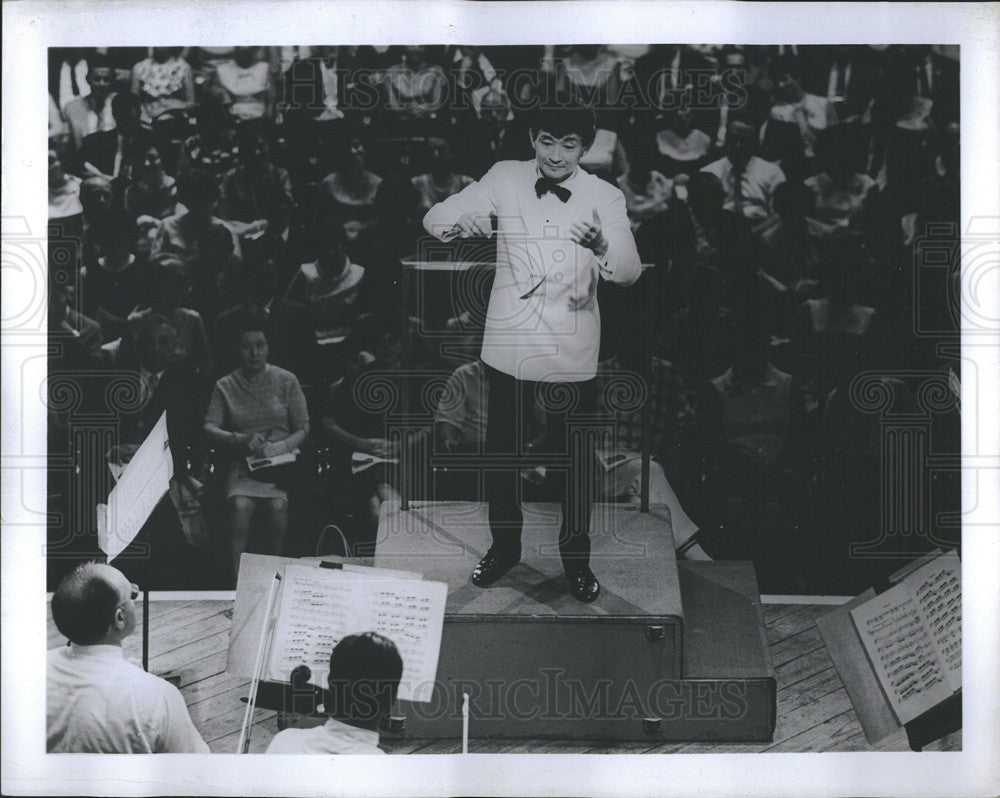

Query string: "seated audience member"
[[48, 148, 83, 224], [352, 176, 424, 312], [80, 91, 145, 182], [664, 264, 735, 385], [216, 260, 279, 376], [219, 123, 293, 242], [107, 315, 209, 582], [78, 176, 114, 247], [579, 125, 629, 185], [175, 92, 239, 179], [279, 45, 349, 127], [757, 179, 822, 290], [130, 256, 214, 381], [668, 171, 752, 298], [701, 116, 786, 223], [266, 632, 403, 754], [130, 47, 195, 126], [49, 278, 103, 371], [110, 312, 203, 462], [800, 45, 879, 128], [551, 45, 625, 113], [321, 311, 425, 550], [285, 222, 365, 340], [321, 135, 382, 228], [695, 316, 809, 580], [152, 168, 240, 325], [49, 92, 71, 152], [791, 232, 878, 405], [617, 143, 673, 232], [760, 53, 821, 171], [123, 142, 178, 220], [411, 137, 475, 212], [449, 45, 502, 105], [434, 357, 490, 454], [61, 51, 117, 151], [382, 46, 448, 117], [49, 47, 91, 113], [654, 108, 714, 180], [804, 126, 878, 233], [596, 329, 710, 560], [47, 562, 209, 753], [211, 46, 275, 123], [81, 209, 150, 337], [460, 88, 530, 179], [203, 317, 309, 580]]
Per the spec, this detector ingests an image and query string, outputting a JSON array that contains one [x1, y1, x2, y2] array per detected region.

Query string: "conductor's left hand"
[[569, 207, 609, 258]]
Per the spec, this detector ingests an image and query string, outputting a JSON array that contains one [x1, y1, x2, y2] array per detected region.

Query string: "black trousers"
[[483, 362, 600, 572]]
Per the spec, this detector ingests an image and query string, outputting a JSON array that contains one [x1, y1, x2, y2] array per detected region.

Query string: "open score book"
[[850, 551, 961, 724]]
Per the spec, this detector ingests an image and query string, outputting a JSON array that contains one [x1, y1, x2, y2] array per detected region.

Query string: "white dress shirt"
[[423, 160, 642, 382], [701, 155, 786, 221], [265, 717, 385, 754], [47, 643, 210, 753]]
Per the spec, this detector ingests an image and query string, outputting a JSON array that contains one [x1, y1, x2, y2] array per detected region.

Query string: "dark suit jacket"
[[109, 356, 206, 473], [800, 48, 880, 121], [632, 46, 717, 112], [458, 120, 534, 180], [79, 130, 122, 178]]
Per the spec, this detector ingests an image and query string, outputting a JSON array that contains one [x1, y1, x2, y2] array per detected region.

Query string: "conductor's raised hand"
[[448, 212, 494, 239], [569, 207, 608, 258]]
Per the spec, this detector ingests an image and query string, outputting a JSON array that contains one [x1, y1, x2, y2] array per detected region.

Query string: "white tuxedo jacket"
[[423, 160, 641, 382]]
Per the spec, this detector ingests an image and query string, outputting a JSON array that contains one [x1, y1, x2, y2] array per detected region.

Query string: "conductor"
[[423, 95, 642, 602]]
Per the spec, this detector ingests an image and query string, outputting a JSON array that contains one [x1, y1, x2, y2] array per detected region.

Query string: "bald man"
[[47, 562, 209, 753]]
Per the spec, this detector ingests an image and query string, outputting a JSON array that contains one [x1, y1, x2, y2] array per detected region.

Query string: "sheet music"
[[851, 584, 953, 724], [266, 564, 447, 703], [908, 552, 962, 688], [97, 411, 173, 560]]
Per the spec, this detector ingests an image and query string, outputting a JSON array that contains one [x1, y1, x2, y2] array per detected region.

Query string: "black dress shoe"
[[471, 549, 519, 587], [567, 566, 600, 603]]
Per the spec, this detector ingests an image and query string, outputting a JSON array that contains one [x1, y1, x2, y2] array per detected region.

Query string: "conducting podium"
[[373, 499, 776, 742]]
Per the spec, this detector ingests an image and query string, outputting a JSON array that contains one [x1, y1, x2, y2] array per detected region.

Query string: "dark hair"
[[325, 632, 403, 723], [133, 311, 176, 359], [150, 254, 190, 293], [176, 168, 221, 205], [110, 91, 141, 126], [98, 208, 139, 252], [236, 312, 270, 338], [373, 175, 420, 224], [51, 562, 120, 645], [316, 216, 349, 255], [772, 179, 814, 220], [529, 93, 597, 148], [235, 119, 273, 155], [85, 51, 113, 73]]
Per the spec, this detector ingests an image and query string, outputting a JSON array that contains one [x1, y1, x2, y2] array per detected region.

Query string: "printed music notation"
[[850, 551, 961, 725], [266, 564, 447, 703]]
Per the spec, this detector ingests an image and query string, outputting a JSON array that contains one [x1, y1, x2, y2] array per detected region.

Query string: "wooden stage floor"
[[46, 599, 961, 754]]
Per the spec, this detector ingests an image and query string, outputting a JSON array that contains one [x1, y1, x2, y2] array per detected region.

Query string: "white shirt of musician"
[[423, 160, 642, 383], [265, 717, 385, 754], [47, 643, 210, 753]]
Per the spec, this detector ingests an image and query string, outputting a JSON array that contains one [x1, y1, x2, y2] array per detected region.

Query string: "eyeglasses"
[[118, 584, 140, 606]]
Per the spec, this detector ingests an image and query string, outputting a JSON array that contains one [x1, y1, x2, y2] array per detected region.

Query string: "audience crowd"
[[47, 44, 961, 592]]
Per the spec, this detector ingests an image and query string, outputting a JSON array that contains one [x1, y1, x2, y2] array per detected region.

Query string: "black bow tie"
[[535, 177, 571, 202]]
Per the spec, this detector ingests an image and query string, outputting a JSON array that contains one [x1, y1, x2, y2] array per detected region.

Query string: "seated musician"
[[47, 562, 209, 753], [265, 632, 402, 754]]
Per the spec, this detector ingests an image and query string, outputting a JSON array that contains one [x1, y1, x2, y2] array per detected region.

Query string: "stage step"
[[374, 501, 775, 741]]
